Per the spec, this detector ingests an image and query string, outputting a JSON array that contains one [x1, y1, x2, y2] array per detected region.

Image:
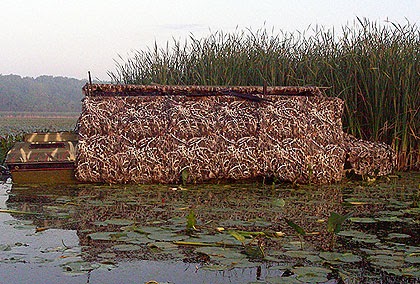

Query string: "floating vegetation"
[[61, 260, 100, 276], [1, 172, 419, 283]]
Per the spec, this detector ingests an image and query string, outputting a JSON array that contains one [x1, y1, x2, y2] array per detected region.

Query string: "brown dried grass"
[[75, 84, 395, 184]]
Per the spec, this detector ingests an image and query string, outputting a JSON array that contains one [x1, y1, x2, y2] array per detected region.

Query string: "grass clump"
[[109, 18, 419, 171], [0, 134, 22, 163]]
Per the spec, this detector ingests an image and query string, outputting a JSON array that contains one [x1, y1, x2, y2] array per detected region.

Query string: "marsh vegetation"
[[110, 18, 420, 171]]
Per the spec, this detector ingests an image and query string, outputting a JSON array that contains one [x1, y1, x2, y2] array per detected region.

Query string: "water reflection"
[[0, 178, 11, 208], [2, 174, 420, 283], [0, 181, 85, 284]]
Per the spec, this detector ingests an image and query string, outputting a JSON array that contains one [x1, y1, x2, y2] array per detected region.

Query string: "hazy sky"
[[1, 0, 419, 80]]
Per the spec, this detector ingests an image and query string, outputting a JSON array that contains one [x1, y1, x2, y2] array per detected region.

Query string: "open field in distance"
[[0, 112, 79, 136]]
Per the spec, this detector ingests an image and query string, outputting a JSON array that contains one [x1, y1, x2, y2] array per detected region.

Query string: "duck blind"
[[75, 84, 394, 184]]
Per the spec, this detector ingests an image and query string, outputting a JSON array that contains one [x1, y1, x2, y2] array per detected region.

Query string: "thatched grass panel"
[[258, 139, 345, 184], [258, 96, 344, 145], [303, 97, 344, 145], [256, 96, 345, 183], [76, 84, 395, 184], [76, 91, 347, 184], [76, 135, 174, 183], [75, 135, 109, 183], [166, 96, 260, 140], [216, 136, 260, 180], [164, 135, 260, 183], [344, 134, 396, 177], [213, 99, 260, 139], [80, 97, 169, 139], [307, 143, 346, 183], [123, 136, 175, 183], [166, 97, 219, 140], [166, 136, 222, 182]]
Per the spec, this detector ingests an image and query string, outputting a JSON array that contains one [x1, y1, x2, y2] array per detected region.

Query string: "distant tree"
[[0, 74, 86, 112]]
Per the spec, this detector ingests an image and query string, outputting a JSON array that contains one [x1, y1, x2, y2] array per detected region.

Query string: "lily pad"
[[306, 254, 323, 263], [360, 248, 397, 256], [338, 230, 380, 244], [338, 230, 375, 238], [375, 216, 404, 222], [377, 210, 405, 216], [232, 258, 262, 268], [268, 264, 291, 271], [352, 237, 380, 244], [319, 252, 361, 263], [292, 266, 331, 283], [61, 261, 99, 275], [93, 221, 109, 227], [368, 254, 404, 268], [405, 246, 420, 254], [405, 255, 420, 264], [151, 242, 179, 251], [191, 234, 228, 244], [263, 255, 284, 262], [400, 266, 420, 277], [404, 208, 420, 214], [251, 219, 272, 227], [221, 257, 260, 268], [283, 241, 307, 251], [133, 226, 166, 234], [283, 250, 317, 259], [265, 276, 301, 283], [4, 220, 33, 226], [111, 244, 142, 251], [97, 252, 117, 259], [387, 233, 411, 239], [147, 232, 185, 242], [32, 256, 55, 263], [0, 256, 26, 264], [349, 217, 376, 223], [123, 232, 151, 245], [196, 246, 245, 260], [13, 224, 37, 230], [297, 275, 329, 283], [167, 216, 186, 225], [87, 231, 127, 241], [149, 242, 184, 259]]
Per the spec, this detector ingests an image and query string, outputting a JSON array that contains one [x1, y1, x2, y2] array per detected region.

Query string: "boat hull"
[[4, 132, 79, 185], [10, 168, 77, 184]]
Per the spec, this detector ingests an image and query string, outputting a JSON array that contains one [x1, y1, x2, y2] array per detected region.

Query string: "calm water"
[[0, 181, 277, 284], [0, 173, 419, 284]]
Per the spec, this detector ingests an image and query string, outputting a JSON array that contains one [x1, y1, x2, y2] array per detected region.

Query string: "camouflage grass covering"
[[75, 84, 394, 184], [344, 133, 396, 177], [6, 132, 77, 165]]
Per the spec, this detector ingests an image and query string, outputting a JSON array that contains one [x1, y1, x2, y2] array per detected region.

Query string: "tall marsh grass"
[[109, 18, 419, 170]]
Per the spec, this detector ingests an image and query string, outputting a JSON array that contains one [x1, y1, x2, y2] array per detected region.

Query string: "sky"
[[1, 0, 419, 81]]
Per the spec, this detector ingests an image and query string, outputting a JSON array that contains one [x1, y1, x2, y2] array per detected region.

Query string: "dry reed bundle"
[[75, 84, 395, 184], [344, 133, 396, 177]]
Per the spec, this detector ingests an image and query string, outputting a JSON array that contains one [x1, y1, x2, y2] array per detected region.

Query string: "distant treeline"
[[0, 74, 86, 112]]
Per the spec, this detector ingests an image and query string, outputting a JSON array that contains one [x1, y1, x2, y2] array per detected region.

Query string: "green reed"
[[0, 134, 22, 163], [108, 18, 419, 170]]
